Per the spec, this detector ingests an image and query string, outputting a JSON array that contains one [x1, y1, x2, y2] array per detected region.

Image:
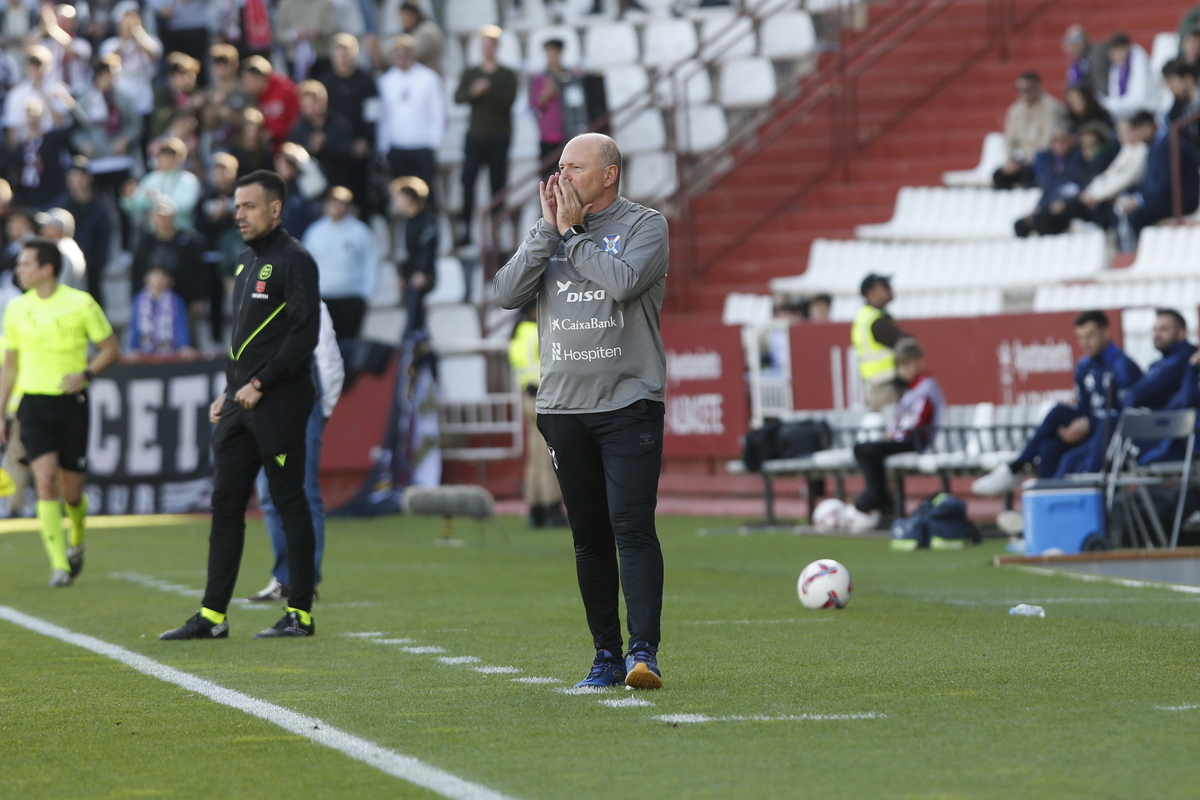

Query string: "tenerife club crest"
[[602, 234, 621, 255]]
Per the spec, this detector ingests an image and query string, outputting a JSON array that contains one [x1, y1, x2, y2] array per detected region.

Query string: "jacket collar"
[[583, 195, 629, 228], [245, 224, 287, 256], [1160, 340, 1196, 360]]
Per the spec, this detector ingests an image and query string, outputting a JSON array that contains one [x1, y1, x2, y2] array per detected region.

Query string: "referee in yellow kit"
[[0, 238, 120, 587]]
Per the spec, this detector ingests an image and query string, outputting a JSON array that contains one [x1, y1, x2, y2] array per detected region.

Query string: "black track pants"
[[537, 399, 665, 653], [202, 393, 317, 614]]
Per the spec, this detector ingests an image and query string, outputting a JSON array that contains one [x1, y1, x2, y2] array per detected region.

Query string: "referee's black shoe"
[[159, 612, 229, 640], [254, 610, 314, 638]]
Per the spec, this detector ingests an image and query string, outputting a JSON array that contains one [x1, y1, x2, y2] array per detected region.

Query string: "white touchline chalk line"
[[473, 666, 521, 674], [438, 656, 482, 665], [1015, 566, 1200, 595], [400, 646, 447, 654], [654, 712, 885, 724], [110, 572, 271, 611], [1155, 704, 1199, 711], [511, 677, 562, 684], [556, 686, 609, 695], [0, 605, 520, 800], [600, 697, 653, 708], [342, 631, 386, 638], [680, 618, 835, 625], [371, 638, 417, 645]]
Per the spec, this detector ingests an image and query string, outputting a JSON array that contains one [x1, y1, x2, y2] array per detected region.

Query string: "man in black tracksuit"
[[161, 170, 322, 641]]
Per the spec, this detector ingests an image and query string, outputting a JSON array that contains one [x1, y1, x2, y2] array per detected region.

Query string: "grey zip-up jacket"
[[494, 196, 669, 414]]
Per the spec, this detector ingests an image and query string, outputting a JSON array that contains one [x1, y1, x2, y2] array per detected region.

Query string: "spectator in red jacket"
[[241, 56, 299, 152]]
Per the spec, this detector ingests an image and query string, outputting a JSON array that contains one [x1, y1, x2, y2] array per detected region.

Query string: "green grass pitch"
[[1, 514, 1198, 799]]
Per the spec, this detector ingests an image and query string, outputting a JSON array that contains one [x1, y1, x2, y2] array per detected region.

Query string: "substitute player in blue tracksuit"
[[974, 310, 1142, 494]]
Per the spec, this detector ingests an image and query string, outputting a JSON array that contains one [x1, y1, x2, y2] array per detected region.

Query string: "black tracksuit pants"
[[537, 399, 665, 654], [202, 392, 317, 614]]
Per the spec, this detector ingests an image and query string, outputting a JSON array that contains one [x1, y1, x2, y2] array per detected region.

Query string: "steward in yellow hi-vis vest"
[[852, 274, 909, 412]]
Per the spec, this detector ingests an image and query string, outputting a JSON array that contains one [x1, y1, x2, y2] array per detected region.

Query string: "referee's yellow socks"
[[200, 608, 226, 625], [287, 608, 312, 626], [66, 495, 88, 548], [36, 500, 69, 572]]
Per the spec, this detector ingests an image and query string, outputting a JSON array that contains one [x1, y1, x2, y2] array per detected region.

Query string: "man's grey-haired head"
[[894, 337, 924, 364], [568, 132, 621, 190]]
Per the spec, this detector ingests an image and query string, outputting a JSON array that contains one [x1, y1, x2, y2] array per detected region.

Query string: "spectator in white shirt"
[[30, 3, 91, 96], [98, 7, 162, 118], [302, 185, 379, 344], [1102, 33, 1153, 121], [1, 44, 68, 133], [376, 34, 444, 207]]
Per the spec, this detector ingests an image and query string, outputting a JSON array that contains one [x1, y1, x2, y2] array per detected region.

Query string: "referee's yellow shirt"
[[3, 285, 114, 396]]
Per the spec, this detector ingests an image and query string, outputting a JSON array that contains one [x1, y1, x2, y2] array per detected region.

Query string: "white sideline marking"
[[0, 605, 519, 800], [1155, 704, 1199, 711], [556, 686, 608, 695], [438, 656, 481, 665], [655, 712, 885, 724], [372, 638, 417, 645], [343, 631, 386, 638], [600, 697, 653, 708], [680, 618, 834, 625], [473, 666, 521, 674], [109, 572, 270, 611], [511, 677, 562, 684], [1015, 566, 1200, 595], [400, 646, 447, 654]]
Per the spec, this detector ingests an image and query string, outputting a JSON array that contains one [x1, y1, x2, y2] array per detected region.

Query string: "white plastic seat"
[[603, 64, 650, 111], [613, 108, 667, 154], [942, 132, 1006, 187], [674, 103, 728, 153], [625, 150, 678, 201], [745, 0, 800, 16], [721, 292, 773, 326], [463, 31, 522, 69], [583, 21, 640, 68], [698, 14, 756, 62], [1150, 32, 1180, 81], [446, 0, 498, 34], [718, 57, 776, 108], [640, 20, 698, 68], [426, 303, 480, 345], [510, 111, 541, 159], [855, 186, 1040, 241], [422, 257, 467, 306], [437, 118, 470, 165], [526, 26, 583, 72], [439, 355, 489, 400], [654, 59, 712, 106], [760, 11, 816, 60]]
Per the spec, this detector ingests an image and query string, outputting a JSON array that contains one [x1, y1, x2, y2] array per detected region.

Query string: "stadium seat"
[[423, 257, 468, 306], [719, 57, 776, 108], [722, 292, 774, 326], [773, 231, 1107, 297], [698, 14, 757, 63], [446, 0, 499, 34], [674, 103, 729, 153], [855, 186, 1041, 241], [603, 64, 651, 111], [746, 0, 801, 17], [438, 118, 470, 165], [625, 150, 679, 201], [463, 27, 523, 69], [613, 107, 668, 153], [942, 132, 1006, 188], [526, 26, 583, 71], [641, 20, 699, 68], [1150, 32, 1180, 82], [1096, 225, 1200, 282], [583, 22, 640, 68], [760, 11, 817, 60], [511, 111, 542, 159], [653, 58, 713, 106]]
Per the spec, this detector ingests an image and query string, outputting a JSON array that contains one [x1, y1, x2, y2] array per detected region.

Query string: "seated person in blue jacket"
[[843, 337, 946, 532], [1139, 326, 1200, 467], [973, 310, 1144, 494]]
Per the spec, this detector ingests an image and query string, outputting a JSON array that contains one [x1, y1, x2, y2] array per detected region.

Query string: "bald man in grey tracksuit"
[[494, 133, 669, 691]]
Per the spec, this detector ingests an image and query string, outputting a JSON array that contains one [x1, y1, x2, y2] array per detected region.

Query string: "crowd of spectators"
[[997, 14, 1200, 249], [0, 0, 491, 358]]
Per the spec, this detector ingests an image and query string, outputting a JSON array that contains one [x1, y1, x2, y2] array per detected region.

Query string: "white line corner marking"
[[0, 606, 519, 800]]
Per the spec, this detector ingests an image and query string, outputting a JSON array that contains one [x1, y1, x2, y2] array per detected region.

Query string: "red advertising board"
[[790, 310, 1124, 409], [661, 318, 748, 457]]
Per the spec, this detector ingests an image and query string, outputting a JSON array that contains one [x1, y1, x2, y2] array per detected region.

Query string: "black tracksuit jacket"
[[227, 225, 320, 398]]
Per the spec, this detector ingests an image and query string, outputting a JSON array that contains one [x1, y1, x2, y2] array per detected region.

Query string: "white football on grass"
[[797, 559, 853, 610]]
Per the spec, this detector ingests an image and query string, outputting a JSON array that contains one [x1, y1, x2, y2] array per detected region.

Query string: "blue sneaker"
[[624, 642, 662, 690], [574, 649, 626, 689]]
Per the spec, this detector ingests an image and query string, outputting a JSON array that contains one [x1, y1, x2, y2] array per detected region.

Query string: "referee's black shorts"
[[17, 392, 90, 472]]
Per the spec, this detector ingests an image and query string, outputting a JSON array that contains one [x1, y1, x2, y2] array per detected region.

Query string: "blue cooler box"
[[1021, 480, 1106, 555]]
